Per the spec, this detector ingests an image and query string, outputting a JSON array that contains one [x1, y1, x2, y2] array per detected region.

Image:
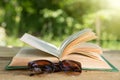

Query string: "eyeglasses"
[[28, 60, 82, 76]]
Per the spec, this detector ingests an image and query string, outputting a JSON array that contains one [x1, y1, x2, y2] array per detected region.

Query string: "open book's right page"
[[61, 53, 112, 70], [59, 29, 98, 57]]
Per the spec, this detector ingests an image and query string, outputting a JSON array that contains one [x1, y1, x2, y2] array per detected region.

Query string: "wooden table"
[[0, 47, 120, 80]]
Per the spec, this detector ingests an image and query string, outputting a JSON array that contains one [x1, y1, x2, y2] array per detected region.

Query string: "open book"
[[6, 29, 118, 71]]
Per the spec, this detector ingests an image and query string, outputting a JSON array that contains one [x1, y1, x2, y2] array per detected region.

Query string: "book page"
[[9, 48, 59, 66], [61, 42, 103, 60], [20, 33, 59, 57], [59, 29, 97, 57], [61, 54, 112, 69]]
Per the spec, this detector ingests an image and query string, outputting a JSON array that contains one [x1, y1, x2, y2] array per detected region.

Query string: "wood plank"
[[0, 59, 120, 80], [0, 47, 21, 57], [0, 47, 120, 80]]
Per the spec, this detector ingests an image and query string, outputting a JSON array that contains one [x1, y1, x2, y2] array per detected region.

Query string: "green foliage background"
[[0, 0, 120, 49]]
